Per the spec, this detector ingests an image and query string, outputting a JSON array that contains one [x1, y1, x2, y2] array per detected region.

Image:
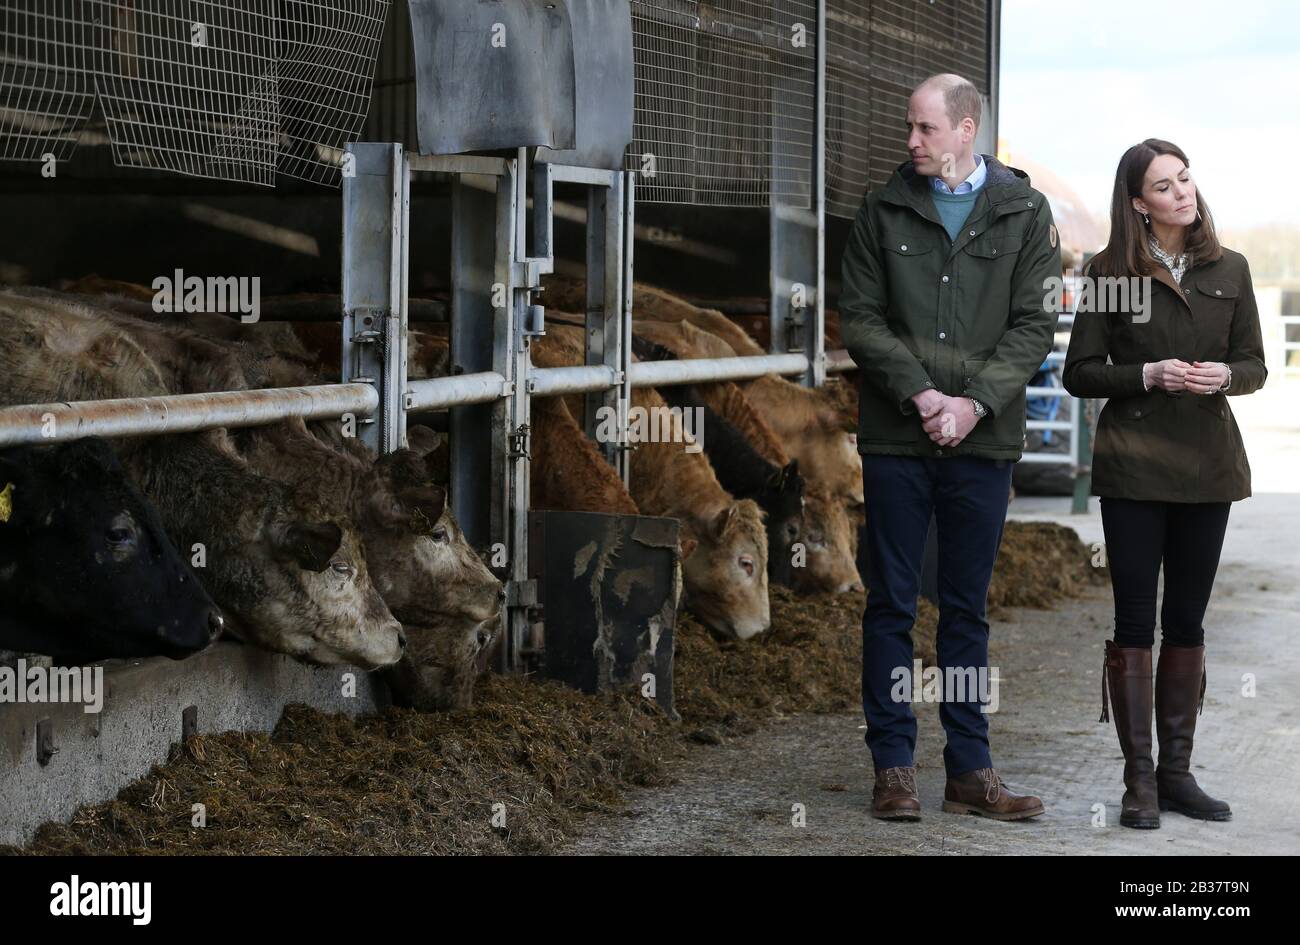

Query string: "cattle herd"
[[0, 276, 865, 711]]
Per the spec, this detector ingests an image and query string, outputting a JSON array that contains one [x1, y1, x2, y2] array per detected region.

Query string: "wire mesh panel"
[[87, 0, 280, 186], [1, 1, 392, 187], [628, 0, 817, 208], [0, 1, 98, 164], [826, 0, 991, 218], [277, 0, 389, 185]]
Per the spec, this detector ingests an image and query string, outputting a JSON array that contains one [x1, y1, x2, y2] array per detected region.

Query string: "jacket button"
[[968, 229, 975, 237], [1132, 408, 1141, 417], [942, 275, 950, 283], [900, 244, 907, 251], [939, 332, 947, 340], [1027, 201, 1033, 207], [1215, 289, 1223, 296], [934, 448, 944, 456]]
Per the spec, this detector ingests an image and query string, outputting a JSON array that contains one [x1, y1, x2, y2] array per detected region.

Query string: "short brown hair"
[[916, 73, 981, 131]]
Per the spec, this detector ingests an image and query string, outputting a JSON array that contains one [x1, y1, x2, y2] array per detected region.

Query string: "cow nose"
[[207, 610, 225, 640], [396, 628, 408, 651], [496, 586, 506, 604], [476, 627, 493, 649]]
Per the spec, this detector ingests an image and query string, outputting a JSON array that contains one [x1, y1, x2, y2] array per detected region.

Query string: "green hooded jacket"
[[839, 155, 1062, 460]]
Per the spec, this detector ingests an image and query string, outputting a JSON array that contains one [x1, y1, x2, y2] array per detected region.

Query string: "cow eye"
[[431, 525, 448, 543], [106, 526, 136, 549], [809, 531, 825, 545], [738, 554, 755, 577], [330, 560, 354, 577]]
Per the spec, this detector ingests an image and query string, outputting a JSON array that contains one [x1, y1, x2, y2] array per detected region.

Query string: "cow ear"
[[405, 424, 443, 457], [276, 520, 343, 572], [679, 537, 698, 561], [402, 486, 447, 531], [713, 504, 737, 538]]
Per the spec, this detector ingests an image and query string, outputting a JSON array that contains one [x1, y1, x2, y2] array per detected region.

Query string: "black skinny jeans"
[[1099, 497, 1232, 648]]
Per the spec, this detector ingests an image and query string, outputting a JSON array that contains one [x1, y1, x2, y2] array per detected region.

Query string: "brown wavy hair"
[[1087, 138, 1222, 279]]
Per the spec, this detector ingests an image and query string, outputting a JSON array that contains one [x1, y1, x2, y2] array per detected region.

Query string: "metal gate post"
[[500, 150, 537, 673], [769, 0, 826, 388], [581, 173, 631, 476], [341, 142, 410, 453]]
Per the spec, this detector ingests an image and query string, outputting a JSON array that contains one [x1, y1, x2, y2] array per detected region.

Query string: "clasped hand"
[[912, 389, 978, 447]]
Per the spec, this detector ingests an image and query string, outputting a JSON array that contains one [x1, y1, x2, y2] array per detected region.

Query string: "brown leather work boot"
[[1155, 644, 1231, 821], [872, 766, 921, 820], [941, 768, 1045, 820], [1101, 639, 1161, 829]]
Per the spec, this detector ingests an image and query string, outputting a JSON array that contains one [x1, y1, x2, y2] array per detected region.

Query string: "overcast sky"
[[999, 0, 1300, 229]]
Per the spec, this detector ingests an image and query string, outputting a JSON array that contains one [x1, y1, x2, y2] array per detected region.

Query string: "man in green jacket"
[[840, 74, 1060, 821]]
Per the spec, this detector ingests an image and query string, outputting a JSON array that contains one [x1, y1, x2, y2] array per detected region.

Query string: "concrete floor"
[[562, 381, 1300, 855]]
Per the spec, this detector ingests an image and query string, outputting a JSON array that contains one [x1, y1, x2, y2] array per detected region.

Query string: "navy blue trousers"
[[860, 453, 1013, 777]]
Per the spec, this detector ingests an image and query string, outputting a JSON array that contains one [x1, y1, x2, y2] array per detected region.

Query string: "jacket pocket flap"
[[1117, 391, 1173, 420], [1195, 393, 1228, 420], [965, 235, 1023, 259], [961, 359, 988, 386], [882, 234, 932, 256], [1196, 280, 1239, 300]]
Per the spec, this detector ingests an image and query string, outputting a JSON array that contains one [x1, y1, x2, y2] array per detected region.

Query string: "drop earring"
[[1143, 213, 1150, 225]]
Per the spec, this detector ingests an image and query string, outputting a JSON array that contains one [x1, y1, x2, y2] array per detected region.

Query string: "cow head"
[[360, 446, 503, 628], [385, 617, 498, 712], [179, 450, 405, 671], [790, 485, 864, 594], [759, 459, 806, 587], [0, 439, 223, 661], [792, 410, 865, 508], [682, 499, 770, 640], [353, 441, 503, 710]]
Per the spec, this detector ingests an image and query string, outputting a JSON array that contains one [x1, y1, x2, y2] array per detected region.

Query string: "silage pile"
[[6, 521, 1104, 855]]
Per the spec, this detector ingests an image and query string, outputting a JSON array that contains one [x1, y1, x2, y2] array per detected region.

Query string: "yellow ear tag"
[[0, 482, 13, 523]]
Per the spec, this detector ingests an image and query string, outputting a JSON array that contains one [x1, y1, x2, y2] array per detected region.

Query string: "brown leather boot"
[[1101, 640, 1160, 829], [872, 766, 921, 820], [941, 768, 1044, 820], [1155, 644, 1231, 821]]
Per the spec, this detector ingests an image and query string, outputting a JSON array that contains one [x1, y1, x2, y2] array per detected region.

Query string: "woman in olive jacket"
[[1063, 138, 1267, 830]]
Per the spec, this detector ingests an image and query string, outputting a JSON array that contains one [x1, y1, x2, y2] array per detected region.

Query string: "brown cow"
[[741, 373, 864, 508], [627, 387, 769, 639], [0, 289, 407, 669]]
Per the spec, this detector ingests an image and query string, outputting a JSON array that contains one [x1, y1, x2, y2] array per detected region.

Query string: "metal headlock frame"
[[0, 2, 1081, 674]]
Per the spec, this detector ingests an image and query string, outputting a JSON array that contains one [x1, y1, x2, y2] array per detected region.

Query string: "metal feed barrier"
[[0, 1, 1084, 676]]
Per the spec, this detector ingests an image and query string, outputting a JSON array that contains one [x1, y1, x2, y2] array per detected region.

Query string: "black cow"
[[0, 438, 223, 662]]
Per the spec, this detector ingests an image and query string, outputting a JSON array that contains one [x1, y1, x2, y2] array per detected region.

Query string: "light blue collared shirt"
[[931, 153, 986, 195]]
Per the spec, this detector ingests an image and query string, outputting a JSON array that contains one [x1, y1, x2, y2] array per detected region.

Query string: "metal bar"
[[406, 153, 511, 176], [545, 164, 618, 187], [406, 372, 507, 410], [618, 169, 636, 484], [531, 365, 618, 397], [1028, 420, 1074, 432], [1018, 452, 1074, 465], [0, 385, 378, 449], [450, 171, 502, 551], [810, 0, 826, 388], [630, 353, 809, 387], [826, 348, 854, 372], [341, 142, 407, 454]]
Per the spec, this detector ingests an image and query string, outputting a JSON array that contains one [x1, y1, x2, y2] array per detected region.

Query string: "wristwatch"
[[969, 398, 988, 419]]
